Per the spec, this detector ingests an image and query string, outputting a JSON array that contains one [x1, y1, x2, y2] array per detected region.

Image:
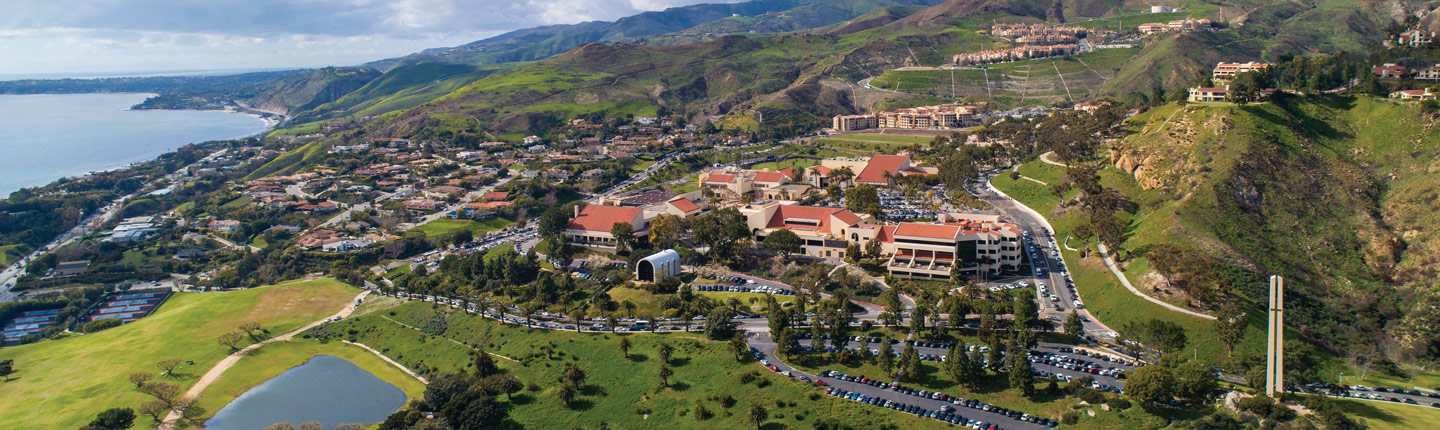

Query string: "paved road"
[[748, 331, 1053, 430], [966, 170, 1117, 342]]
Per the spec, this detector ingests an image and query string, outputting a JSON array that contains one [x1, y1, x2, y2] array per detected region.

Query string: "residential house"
[[1415, 65, 1440, 81], [207, 219, 240, 233], [1374, 63, 1411, 80], [1391, 88, 1436, 101], [1188, 86, 1229, 102], [1398, 29, 1435, 47]]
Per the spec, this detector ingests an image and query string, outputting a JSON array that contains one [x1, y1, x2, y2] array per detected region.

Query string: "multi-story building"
[[953, 44, 1077, 66], [884, 213, 1023, 280], [699, 167, 805, 200], [741, 203, 866, 260], [832, 104, 980, 132], [1416, 65, 1440, 81], [804, 155, 933, 188], [1212, 62, 1270, 81], [1398, 29, 1435, 47], [563, 205, 649, 251]]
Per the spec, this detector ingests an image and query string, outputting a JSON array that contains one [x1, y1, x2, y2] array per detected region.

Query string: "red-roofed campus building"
[[885, 213, 1023, 280], [699, 167, 810, 200], [564, 205, 649, 251], [740, 203, 868, 259]]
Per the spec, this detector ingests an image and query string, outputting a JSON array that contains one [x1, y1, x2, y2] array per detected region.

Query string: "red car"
[[768, 365, 780, 371], [815, 381, 829, 386]]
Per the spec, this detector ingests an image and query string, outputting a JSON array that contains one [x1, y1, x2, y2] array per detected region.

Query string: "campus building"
[[740, 203, 867, 260], [564, 205, 650, 251], [1212, 62, 1270, 81], [831, 104, 980, 132], [884, 213, 1023, 280], [953, 44, 1077, 66], [803, 155, 933, 188], [698, 167, 808, 201], [636, 249, 681, 282]]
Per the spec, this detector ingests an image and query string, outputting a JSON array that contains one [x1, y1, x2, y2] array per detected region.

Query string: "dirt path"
[[341, 340, 428, 384], [1053, 62, 1074, 102], [1095, 243, 1215, 320], [159, 290, 371, 428]]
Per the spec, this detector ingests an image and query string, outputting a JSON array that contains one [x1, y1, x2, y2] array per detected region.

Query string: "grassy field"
[[313, 299, 960, 429], [1332, 398, 1440, 430], [0, 244, 23, 266], [0, 278, 358, 429], [412, 217, 515, 239], [749, 158, 818, 172], [191, 339, 427, 421], [697, 291, 794, 313], [868, 48, 1140, 105]]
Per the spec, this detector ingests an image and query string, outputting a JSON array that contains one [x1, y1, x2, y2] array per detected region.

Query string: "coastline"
[[0, 93, 279, 197]]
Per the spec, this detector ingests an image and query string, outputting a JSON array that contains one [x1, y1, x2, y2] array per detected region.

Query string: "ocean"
[[0, 93, 270, 197]]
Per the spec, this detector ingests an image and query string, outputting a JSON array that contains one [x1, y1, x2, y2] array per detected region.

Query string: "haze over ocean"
[[0, 93, 268, 197]]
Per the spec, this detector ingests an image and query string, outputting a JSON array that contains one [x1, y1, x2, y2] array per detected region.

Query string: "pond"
[[206, 355, 408, 430]]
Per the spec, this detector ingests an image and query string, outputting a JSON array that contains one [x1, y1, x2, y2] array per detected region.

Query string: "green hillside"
[[1098, 95, 1440, 369], [246, 67, 382, 115]]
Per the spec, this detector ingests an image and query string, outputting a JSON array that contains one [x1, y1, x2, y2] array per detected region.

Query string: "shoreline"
[[0, 93, 280, 197]]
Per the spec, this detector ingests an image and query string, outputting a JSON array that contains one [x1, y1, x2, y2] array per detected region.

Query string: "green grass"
[[749, 158, 818, 172], [219, 195, 252, 211], [192, 338, 426, 421], [412, 217, 515, 239], [696, 292, 794, 312], [0, 278, 359, 429], [0, 244, 23, 266], [249, 235, 269, 249], [313, 300, 960, 429], [1332, 398, 1440, 430]]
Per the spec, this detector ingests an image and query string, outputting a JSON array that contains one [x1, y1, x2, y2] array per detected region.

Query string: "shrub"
[[526, 382, 541, 392], [1238, 395, 1273, 417], [1061, 411, 1081, 425], [83, 319, 122, 333], [1107, 396, 1131, 410], [1077, 388, 1106, 404]]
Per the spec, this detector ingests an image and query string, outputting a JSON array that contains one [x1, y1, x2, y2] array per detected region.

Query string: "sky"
[[0, 0, 742, 77]]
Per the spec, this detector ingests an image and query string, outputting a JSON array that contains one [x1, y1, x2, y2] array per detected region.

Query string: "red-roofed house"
[[565, 205, 649, 251], [1374, 63, 1411, 80], [1391, 88, 1436, 101], [483, 191, 510, 201]]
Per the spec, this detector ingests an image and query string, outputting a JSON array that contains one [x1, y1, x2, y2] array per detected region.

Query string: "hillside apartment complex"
[[1137, 18, 1213, 35], [739, 202, 1023, 279], [1212, 61, 1270, 81], [831, 103, 981, 132]]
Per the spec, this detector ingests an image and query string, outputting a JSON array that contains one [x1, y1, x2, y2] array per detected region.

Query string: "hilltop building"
[[953, 44, 1077, 66], [1373, 63, 1411, 80], [832, 103, 980, 132], [1397, 29, 1435, 47], [1212, 62, 1270, 81]]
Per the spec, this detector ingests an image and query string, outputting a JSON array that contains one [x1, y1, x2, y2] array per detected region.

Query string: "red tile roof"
[[778, 168, 796, 179], [856, 155, 909, 184], [667, 198, 700, 213], [705, 171, 737, 184], [811, 166, 832, 175], [753, 171, 785, 183], [894, 223, 960, 239], [569, 205, 643, 232], [833, 211, 862, 225], [483, 191, 509, 201], [764, 205, 861, 232]]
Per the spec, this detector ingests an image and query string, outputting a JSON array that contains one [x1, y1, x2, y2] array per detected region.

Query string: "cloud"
[[0, 0, 742, 75]]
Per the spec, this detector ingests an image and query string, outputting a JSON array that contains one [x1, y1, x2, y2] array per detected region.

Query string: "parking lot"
[[694, 274, 797, 295], [879, 188, 946, 221]]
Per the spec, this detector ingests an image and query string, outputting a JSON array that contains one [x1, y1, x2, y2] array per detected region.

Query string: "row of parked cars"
[[1027, 351, 1127, 379], [1303, 383, 1440, 407], [694, 284, 796, 295], [820, 370, 1057, 429]]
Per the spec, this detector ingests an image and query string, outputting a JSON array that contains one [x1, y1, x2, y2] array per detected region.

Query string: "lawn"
[[0, 244, 23, 266], [697, 291, 794, 313], [311, 300, 959, 429], [749, 158, 818, 172], [191, 339, 427, 421], [1331, 398, 1440, 430], [0, 278, 359, 429], [249, 235, 269, 249], [413, 217, 515, 239]]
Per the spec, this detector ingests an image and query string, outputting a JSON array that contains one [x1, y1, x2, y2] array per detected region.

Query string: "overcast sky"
[[0, 0, 741, 77]]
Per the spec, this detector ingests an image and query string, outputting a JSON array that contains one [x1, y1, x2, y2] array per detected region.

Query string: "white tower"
[[1266, 275, 1285, 397]]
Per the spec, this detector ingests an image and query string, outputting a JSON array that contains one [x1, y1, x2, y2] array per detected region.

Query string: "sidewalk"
[[1096, 243, 1214, 320]]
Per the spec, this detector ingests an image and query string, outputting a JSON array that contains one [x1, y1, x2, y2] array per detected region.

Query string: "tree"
[[844, 242, 862, 263], [649, 214, 685, 249], [140, 381, 182, 408], [610, 222, 635, 253], [564, 363, 587, 390], [88, 407, 136, 430], [299, 423, 323, 430], [127, 371, 154, 389], [622, 301, 637, 319], [844, 184, 879, 215], [1009, 352, 1035, 398], [944, 343, 969, 386], [1227, 71, 1262, 104], [1126, 365, 1173, 406], [879, 342, 895, 376], [473, 348, 500, 377], [1172, 361, 1218, 402], [987, 342, 1006, 373], [729, 333, 748, 361], [218, 331, 245, 352], [0, 359, 11, 381], [748, 403, 769, 430], [900, 343, 921, 381], [557, 384, 577, 407], [156, 358, 181, 377], [691, 208, 750, 262], [1064, 311, 1084, 338], [137, 400, 168, 422], [537, 207, 572, 237], [704, 307, 736, 340], [658, 342, 674, 364], [265, 424, 296, 430], [1214, 303, 1248, 357], [490, 373, 523, 401], [618, 337, 632, 358], [762, 229, 802, 258], [658, 365, 674, 388]]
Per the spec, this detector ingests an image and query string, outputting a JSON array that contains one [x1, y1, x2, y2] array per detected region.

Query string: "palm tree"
[[728, 334, 747, 361], [607, 314, 618, 332], [557, 384, 577, 407], [658, 342, 674, 364], [748, 404, 769, 430], [726, 297, 742, 314], [618, 337, 632, 358], [521, 303, 539, 326], [564, 363, 587, 389], [622, 301, 637, 319], [658, 365, 673, 388]]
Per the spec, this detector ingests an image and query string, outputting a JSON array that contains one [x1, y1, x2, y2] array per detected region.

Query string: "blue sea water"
[[0, 93, 269, 197]]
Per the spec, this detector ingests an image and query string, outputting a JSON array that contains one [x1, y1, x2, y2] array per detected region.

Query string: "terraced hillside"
[[869, 47, 1139, 104]]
